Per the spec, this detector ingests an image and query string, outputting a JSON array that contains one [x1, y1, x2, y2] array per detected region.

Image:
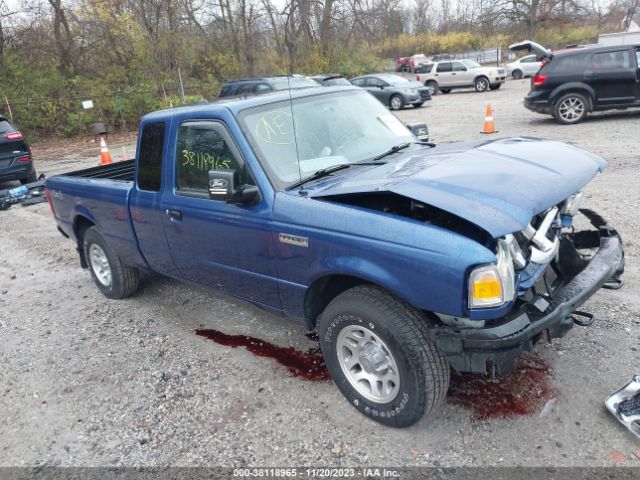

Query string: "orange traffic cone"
[[99, 137, 113, 165], [481, 103, 498, 134]]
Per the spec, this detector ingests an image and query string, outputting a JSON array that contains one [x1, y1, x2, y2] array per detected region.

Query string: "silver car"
[[350, 73, 431, 110], [420, 59, 506, 95]]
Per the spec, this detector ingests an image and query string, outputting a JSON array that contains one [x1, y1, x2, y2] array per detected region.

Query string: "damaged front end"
[[433, 197, 625, 375]]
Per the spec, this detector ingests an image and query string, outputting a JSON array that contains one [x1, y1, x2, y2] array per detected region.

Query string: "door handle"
[[165, 209, 182, 222]]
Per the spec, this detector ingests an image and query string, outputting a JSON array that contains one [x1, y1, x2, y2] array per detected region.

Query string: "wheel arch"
[[73, 215, 96, 268], [550, 83, 595, 111], [304, 270, 417, 329]]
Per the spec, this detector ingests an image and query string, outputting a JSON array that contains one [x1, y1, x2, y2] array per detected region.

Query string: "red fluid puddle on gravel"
[[197, 329, 554, 419], [195, 329, 330, 381], [447, 354, 555, 419]]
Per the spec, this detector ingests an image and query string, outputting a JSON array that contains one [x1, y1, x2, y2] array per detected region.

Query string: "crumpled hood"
[[308, 137, 606, 238]]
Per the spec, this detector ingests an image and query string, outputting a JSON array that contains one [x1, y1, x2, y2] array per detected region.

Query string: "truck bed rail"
[[65, 160, 135, 181]]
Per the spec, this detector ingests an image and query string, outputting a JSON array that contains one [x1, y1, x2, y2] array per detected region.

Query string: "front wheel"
[[389, 95, 404, 111], [512, 70, 523, 80], [83, 226, 140, 299], [474, 76, 490, 92], [425, 81, 438, 96], [553, 93, 588, 124], [414, 102, 424, 108], [489, 83, 502, 90], [319, 285, 450, 428]]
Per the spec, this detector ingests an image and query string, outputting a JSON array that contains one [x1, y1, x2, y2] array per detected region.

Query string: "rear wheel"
[[512, 69, 523, 80], [389, 94, 404, 111], [425, 81, 438, 96], [474, 76, 490, 92], [83, 226, 140, 299], [553, 93, 588, 124], [319, 285, 450, 428]]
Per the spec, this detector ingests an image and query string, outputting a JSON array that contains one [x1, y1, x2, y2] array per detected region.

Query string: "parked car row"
[[219, 73, 432, 110]]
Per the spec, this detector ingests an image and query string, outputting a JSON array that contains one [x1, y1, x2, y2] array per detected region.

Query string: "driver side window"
[[176, 121, 254, 198], [366, 77, 385, 88], [636, 48, 640, 69]]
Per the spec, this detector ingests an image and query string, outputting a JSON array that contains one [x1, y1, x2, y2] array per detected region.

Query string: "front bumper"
[[433, 210, 624, 374]]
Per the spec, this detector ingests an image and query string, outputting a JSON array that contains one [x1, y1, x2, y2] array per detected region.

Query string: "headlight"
[[561, 190, 584, 216], [404, 88, 414, 93], [468, 239, 515, 308]]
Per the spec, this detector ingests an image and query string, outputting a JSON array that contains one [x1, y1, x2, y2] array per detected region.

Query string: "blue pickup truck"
[[45, 86, 624, 427]]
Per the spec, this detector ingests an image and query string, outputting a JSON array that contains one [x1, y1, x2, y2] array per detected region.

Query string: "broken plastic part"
[[605, 374, 640, 439]]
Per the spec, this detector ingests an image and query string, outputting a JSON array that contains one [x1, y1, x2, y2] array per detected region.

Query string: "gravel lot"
[[1, 79, 639, 468]]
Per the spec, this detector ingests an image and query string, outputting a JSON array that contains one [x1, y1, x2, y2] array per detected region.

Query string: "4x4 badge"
[[279, 233, 308, 248]]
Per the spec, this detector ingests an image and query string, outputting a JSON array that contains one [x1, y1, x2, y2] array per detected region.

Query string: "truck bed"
[[63, 160, 135, 181], [45, 158, 145, 268]]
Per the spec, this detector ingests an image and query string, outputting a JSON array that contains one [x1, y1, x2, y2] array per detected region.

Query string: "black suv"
[[513, 41, 640, 124], [0, 117, 36, 185], [218, 75, 318, 97]]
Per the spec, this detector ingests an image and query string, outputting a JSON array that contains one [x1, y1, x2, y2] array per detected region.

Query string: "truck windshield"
[[239, 90, 415, 190]]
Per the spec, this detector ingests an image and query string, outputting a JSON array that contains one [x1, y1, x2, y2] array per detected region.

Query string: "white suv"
[[505, 54, 543, 79], [420, 59, 506, 95]]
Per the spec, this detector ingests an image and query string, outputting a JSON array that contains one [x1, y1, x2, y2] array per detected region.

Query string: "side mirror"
[[406, 122, 429, 142], [208, 170, 259, 204]]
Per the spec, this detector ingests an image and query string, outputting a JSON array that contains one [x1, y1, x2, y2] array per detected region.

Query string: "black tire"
[[425, 81, 438, 96], [474, 76, 490, 92], [440, 89, 451, 94], [389, 94, 405, 111], [20, 168, 37, 185], [489, 83, 502, 90], [553, 92, 589, 125], [319, 285, 450, 428], [83, 226, 140, 299], [512, 70, 523, 80], [414, 102, 424, 108]]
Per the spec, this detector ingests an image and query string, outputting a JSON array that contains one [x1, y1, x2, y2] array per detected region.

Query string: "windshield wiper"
[[286, 162, 381, 191], [373, 141, 436, 161]]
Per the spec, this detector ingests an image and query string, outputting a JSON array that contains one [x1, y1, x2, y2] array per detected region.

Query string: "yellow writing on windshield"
[[255, 111, 294, 145], [182, 150, 231, 171]]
